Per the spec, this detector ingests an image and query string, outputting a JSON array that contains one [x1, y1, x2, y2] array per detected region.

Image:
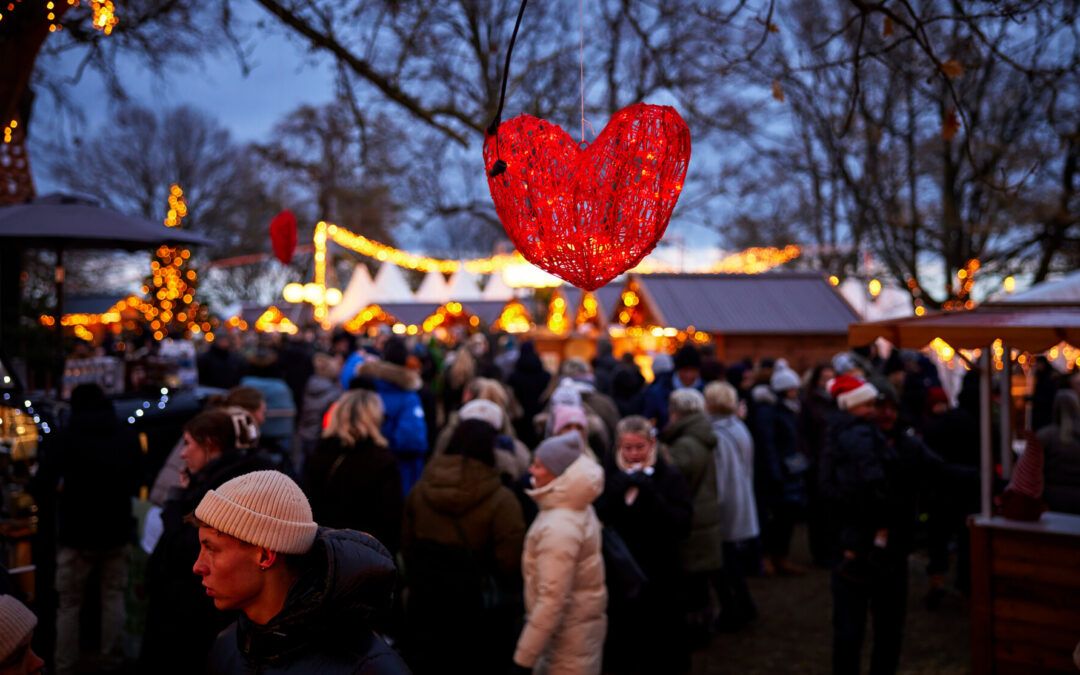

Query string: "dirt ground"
[[694, 527, 971, 675]]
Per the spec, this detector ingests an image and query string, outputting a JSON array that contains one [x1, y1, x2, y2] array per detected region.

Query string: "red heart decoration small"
[[269, 209, 298, 264], [484, 102, 691, 290]]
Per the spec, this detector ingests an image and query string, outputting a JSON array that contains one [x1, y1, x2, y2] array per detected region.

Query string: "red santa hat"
[[828, 374, 879, 411], [1006, 434, 1044, 499]]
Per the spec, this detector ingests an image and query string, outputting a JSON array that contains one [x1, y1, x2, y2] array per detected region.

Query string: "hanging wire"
[[486, 0, 530, 177]]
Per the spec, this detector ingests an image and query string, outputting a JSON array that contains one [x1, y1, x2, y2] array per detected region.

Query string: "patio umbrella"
[[0, 194, 214, 396]]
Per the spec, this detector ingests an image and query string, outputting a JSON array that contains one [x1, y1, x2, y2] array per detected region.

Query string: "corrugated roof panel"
[[636, 273, 858, 334]]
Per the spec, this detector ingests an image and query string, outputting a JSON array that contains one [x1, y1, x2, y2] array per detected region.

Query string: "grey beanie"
[[535, 431, 583, 477], [770, 367, 801, 392]]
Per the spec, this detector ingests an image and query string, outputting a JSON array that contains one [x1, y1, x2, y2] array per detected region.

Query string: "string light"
[[90, 0, 117, 34], [546, 293, 569, 335]]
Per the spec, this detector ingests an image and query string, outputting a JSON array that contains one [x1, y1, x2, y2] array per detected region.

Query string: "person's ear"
[[257, 548, 279, 571]]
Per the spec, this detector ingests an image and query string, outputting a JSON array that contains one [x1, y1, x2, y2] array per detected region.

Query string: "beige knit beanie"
[[194, 470, 318, 554], [0, 595, 37, 662]]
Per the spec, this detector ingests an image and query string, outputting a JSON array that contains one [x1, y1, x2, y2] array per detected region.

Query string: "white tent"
[[481, 272, 515, 301], [370, 262, 414, 303], [328, 264, 375, 325], [445, 269, 483, 301], [414, 271, 451, 303], [839, 279, 913, 321]]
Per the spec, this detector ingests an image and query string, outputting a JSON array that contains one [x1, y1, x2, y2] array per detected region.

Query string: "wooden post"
[[999, 342, 1012, 480], [980, 348, 993, 518]]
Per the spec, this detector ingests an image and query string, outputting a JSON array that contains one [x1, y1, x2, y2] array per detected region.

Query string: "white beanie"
[[459, 399, 504, 430], [770, 368, 801, 392], [0, 595, 37, 662], [195, 471, 318, 555]]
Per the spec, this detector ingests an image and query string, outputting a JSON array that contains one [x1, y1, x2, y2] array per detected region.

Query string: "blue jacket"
[[359, 360, 428, 493]]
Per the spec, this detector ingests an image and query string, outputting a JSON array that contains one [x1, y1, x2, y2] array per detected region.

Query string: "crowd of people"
[[3, 329, 1080, 675]]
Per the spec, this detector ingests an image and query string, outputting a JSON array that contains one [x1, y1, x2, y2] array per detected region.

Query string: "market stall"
[[849, 300, 1080, 675]]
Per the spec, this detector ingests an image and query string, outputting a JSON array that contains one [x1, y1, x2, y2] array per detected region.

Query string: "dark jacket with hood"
[[401, 453, 526, 673], [660, 411, 723, 572], [208, 529, 409, 675], [304, 435, 404, 553], [141, 450, 275, 674]]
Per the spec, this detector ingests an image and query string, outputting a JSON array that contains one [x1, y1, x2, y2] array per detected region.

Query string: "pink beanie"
[[195, 471, 318, 554], [0, 595, 37, 662], [552, 404, 589, 435]]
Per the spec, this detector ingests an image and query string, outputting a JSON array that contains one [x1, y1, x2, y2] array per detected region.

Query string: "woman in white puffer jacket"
[[512, 432, 607, 675]]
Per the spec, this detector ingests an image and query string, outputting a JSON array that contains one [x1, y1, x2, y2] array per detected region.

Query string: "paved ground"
[[694, 528, 970, 674]]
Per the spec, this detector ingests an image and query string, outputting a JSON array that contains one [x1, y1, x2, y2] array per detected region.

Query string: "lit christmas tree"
[[141, 184, 213, 340]]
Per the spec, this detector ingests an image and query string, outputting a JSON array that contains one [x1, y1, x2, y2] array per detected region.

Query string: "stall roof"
[[848, 303, 1080, 351], [463, 300, 514, 326], [632, 272, 858, 334], [377, 302, 441, 326], [996, 270, 1080, 305]]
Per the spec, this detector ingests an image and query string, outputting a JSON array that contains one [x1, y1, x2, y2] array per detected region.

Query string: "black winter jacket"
[[38, 409, 141, 550], [140, 451, 275, 674], [819, 412, 890, 556], [304, 436, 404, 554], [208, 529, 410, 675]]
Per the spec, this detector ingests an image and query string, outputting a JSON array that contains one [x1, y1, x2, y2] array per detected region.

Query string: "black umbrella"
[[0, 194, 214, 396]]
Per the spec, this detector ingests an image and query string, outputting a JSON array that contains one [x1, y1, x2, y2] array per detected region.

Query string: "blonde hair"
[[323, 390, 387, 447], [465, 377, 509, 410], [704, 381, 738, 415]]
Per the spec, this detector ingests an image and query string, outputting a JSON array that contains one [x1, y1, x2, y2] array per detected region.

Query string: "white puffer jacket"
[[515, 455, 607, 674]]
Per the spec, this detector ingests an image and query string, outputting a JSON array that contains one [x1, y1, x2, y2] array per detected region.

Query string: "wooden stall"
[[609, 272, 859, 372], [969, 513, 1080, 675], [850, 301, 1080, 675]]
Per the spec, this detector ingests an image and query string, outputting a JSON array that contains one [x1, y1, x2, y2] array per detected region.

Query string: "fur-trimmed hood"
[[359, 359, 422, 392]]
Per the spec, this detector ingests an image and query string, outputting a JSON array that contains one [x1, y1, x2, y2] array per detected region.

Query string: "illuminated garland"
[[493, 300, 532, 333], [308, 221, 802, 328], [254, 307, 298, 335], [546, 293, 569, 335], [1, 1, 112, 34]]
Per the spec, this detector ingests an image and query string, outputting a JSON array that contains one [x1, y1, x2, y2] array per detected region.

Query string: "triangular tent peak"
[[328, 264, 374, 325], [415, 270, 451, 303], [371, 262, 414, 303], [481, 272, 515, 301], [445, 269, 483, 301]]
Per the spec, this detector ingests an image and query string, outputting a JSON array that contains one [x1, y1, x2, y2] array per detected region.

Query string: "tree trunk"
[[0, 4, 68, 204]]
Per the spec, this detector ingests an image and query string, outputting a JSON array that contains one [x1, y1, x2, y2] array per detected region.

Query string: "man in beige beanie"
[[191, 470, 409, 674], [0, 595, 45, 675]]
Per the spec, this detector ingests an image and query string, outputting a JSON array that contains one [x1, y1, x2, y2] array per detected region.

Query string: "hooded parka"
[[402, 453, 526, 673], [661, 411, 724, 573], [515, 455, 607, 674]]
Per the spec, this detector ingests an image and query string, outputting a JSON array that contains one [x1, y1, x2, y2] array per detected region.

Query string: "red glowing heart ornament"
[[484, 102, 691, 290], [269, 209, 298, 264]]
